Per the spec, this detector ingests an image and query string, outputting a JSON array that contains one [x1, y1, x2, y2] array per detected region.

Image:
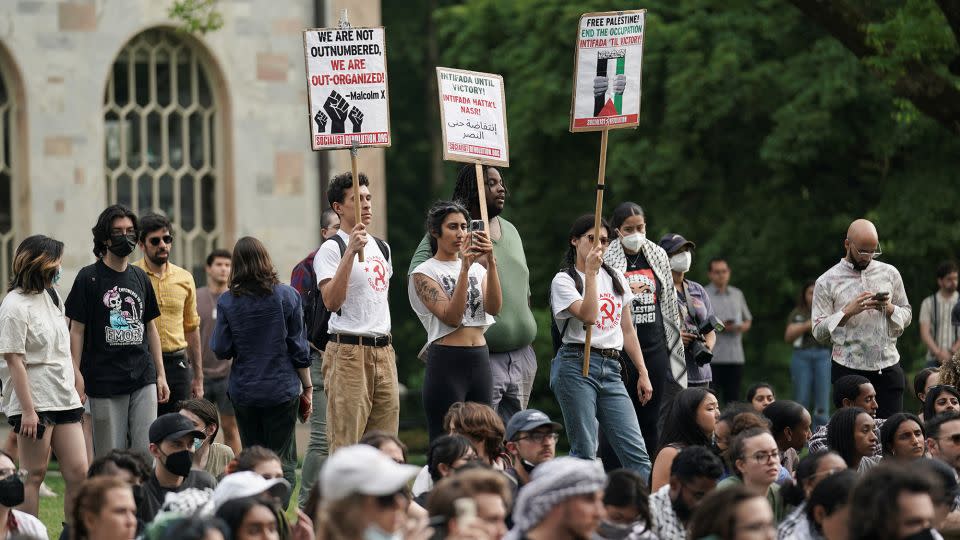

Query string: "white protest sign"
[[303, 26, 391, 149], [569, 10, 645, 132], [436, 67, 509, 167]]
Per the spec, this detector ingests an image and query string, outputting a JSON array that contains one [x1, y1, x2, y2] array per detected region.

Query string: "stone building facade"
[[0, 0, 386, 289]]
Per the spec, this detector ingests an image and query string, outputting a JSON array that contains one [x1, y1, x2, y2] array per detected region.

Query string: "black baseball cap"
[[658, 233, 696, 256], [506, 409, 563, 441], [149, 413, 205, 445]]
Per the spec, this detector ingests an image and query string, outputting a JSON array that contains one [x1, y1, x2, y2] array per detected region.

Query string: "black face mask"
[[131, 483, 144, 508], [0, 475, 24, 508], [161, 450, 193, 478], [901, 529, 936, 540], [107, 233, 137, 258]]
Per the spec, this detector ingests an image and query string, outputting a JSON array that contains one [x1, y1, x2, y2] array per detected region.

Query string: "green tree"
[[384, 0, 960, 432]]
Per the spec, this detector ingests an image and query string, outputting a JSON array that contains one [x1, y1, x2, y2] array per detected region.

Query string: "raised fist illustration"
[[314, 109, 328, 133], [612, 74, 626, 95], [348, 106, 364, 133], [323, 91, 349, 134], [593, 75, 609, 97]]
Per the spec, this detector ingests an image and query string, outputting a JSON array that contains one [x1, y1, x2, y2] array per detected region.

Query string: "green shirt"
[[716, 475, 784, 523], [408, 217, 537, 352]]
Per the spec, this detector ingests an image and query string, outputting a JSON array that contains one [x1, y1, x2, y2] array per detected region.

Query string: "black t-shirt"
[[65, 260, 161, 398], [623, 251, 669, 362], [138, 469, 217, 523]]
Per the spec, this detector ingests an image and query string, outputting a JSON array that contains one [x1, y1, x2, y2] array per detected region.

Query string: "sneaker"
[[38, 481, 56, 498]]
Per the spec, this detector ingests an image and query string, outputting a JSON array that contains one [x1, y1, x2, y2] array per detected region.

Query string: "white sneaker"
[[38, 482, 56, 498]]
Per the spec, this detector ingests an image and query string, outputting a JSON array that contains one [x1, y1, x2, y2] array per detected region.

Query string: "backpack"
[[290, 235, 391, 352], [550, 267, 581, 355]]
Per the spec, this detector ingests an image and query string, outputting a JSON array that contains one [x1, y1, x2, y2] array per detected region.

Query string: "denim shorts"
[[8, 407, 85, 430]]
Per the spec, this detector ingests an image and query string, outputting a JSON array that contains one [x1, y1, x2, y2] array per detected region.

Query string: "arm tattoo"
[[414, 275, 441, 306]]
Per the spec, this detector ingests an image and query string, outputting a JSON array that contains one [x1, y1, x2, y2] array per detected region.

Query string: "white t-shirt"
[[550, 268, 633, 350], [313, 230, 392, 337], [10, 506, 49, 539], [409, 258, 494, 345], [0, 289, 81, 417]]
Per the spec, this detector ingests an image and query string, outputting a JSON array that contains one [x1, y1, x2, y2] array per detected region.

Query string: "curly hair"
[[940, 352, 960, 389], [443, 402, 505, 462]]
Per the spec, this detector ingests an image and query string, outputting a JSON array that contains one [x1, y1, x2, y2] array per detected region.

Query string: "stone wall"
[[0, 0, 385, 288]]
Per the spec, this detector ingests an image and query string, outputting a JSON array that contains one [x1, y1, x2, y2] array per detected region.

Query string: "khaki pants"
[[322, 341, 400, 453]]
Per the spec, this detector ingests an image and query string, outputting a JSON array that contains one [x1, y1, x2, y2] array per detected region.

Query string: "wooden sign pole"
[[350, 141, 365, 262], [474, 162, 490, 232], [582, 128, 609, 376]]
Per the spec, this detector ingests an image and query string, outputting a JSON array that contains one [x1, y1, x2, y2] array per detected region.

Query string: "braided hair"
[[560, 214, 624, 296], [451, 164, 505, 217]]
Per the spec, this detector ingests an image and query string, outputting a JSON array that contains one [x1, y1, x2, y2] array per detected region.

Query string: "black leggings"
[[423, 344, 493, 441]]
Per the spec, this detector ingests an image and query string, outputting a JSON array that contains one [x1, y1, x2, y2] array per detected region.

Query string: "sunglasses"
[[148, 235, 174, 246]]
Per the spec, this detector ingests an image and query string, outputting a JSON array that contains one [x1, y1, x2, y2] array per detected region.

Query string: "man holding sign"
[[314, 172, 398, 453]]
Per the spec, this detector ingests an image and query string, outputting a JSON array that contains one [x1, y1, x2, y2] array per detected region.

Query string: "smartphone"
[[872, 291, 890, 301], [13, 423, 45, 439], [470, 220, 485, 232]]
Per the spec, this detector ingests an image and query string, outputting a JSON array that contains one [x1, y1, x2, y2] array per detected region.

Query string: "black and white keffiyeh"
[[504, 457, 607, 539], [605, 237, 687, 387]]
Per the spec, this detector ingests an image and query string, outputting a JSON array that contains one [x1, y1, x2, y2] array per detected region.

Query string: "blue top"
[[210, 284, 310, 407]]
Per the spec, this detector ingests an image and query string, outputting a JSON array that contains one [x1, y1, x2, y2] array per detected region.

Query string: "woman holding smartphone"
[[550, 214, 653, 477], [410, 201, 502, 441], [0, 235, 87, 518]]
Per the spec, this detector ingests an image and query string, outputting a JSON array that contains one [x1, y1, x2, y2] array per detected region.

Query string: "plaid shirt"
[[645, 484, 686, 539]]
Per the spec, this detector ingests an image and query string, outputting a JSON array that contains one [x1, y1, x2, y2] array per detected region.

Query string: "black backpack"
[[290, 235, 390, 352], [550, 267, 581, 355]]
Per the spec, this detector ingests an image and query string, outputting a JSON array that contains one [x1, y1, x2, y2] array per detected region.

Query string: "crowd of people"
[[0, 163, 954, 540]]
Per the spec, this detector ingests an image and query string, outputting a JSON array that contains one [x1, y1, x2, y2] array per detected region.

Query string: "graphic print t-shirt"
[[623, 252, 668, 361], [551, 268, 634, 350], [313, 230, 392, 337], [409, 258, 494, 345], [65, 260, 161, 398]]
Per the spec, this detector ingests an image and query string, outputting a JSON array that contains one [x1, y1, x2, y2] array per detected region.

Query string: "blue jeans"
[[550, 346, 651, 478], [791, 347, 831, 427]]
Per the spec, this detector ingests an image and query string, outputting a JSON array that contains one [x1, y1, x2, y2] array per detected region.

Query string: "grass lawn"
[[38, 472, 65, 539]]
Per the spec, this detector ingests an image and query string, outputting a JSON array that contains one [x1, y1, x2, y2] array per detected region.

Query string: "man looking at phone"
[[812, 218, 912, 419], [409, 165, 538, 425]]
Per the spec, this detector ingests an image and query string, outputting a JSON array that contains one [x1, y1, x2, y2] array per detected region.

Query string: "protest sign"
[[436, 67, 509, 168], [569, 10, 645, 132], [302, 26, 391, 150]]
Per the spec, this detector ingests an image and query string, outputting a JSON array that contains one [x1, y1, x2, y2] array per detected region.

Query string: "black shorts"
[[7, 407, 85, 430]]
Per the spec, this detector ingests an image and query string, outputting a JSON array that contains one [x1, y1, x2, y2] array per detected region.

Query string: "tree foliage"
[[384, 0, 960, 427]]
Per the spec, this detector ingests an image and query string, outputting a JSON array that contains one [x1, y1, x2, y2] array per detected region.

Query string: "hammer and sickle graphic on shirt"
[[598, 296, 618, 329]]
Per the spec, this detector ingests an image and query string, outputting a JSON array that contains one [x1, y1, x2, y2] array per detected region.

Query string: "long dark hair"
[[609, 202, 644, 238], [826, 407, 870, 467], [229, 237, 279, 297], [9, 235, 63, 294], [91, 204, 138, 258], [215, 496, 277, 536], [762, 400, 808, 449], [658, 387, 716, 453], [879, 412, 925, 458], [923, 385, 960, 421], [805, 470, 856, 534], [560, 214, 624, 296], [425, 200, 470, 255], [796, 280, 816, 311], [781, 450, 843, 506], [451, 164, 505, 215]]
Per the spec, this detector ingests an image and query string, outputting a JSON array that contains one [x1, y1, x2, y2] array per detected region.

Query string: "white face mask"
[[670, 251, 692, 273], [363, 526, 401, 540], [620, 232, 645, 252]]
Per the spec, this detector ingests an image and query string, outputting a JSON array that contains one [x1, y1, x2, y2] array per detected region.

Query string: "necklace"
[[626, 250, 644, 268]]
